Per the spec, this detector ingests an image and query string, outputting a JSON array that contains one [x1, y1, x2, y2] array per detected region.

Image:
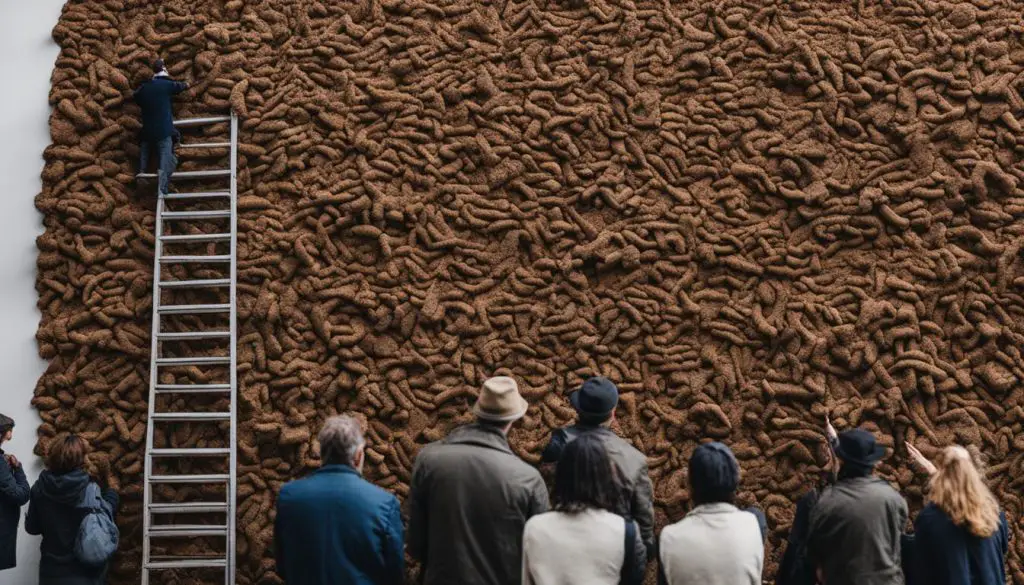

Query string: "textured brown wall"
[[35, 0, 1024, 583]]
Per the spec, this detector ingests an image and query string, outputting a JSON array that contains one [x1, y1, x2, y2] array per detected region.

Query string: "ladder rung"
[[174, 116, 231, 127], [146, 557, 228, 570], [157, 331, 230, 341], [160, 233, 231, 243], [155, 356, 230, 366], [138, 169, 230, 180], [179, 142, 231, 149], [158, 279, 231, 289], [160, 255, 232, 264], [159, 304, 231, 315], [162, 210, 231, 220], [149, 474, 230, 484], [151, 412, 231, 422], [162, 191, 231, 201], [148, 525, 228, 538], [155, 384, 232, 394], [150, 448, 231, 458], [150, 502, 229, 514]]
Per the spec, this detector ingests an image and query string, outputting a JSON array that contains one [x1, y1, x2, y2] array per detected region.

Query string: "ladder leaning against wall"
[[138, 112, 239, 585]]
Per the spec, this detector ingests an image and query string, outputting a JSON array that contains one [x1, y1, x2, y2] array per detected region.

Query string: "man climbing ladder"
[[134, 58, 191, 195]]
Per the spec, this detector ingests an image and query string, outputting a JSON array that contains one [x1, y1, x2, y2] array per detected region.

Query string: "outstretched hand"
[[4, 454, 20, 469], [906, 442, 937, 476], [825, 414, 838, 443]]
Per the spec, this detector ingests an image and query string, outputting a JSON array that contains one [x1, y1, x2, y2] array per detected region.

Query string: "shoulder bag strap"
[[620, 516, 637, 585]]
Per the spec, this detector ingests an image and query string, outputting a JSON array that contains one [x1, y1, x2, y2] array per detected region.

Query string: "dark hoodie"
[[26, 470, 118, 584]]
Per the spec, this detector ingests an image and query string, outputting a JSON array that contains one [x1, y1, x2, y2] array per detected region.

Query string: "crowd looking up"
[[273, 375, 1012, 585], [0, 371, 1008, 585]]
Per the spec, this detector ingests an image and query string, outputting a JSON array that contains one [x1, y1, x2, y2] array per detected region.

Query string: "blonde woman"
[[906, 443, 1008, 585]]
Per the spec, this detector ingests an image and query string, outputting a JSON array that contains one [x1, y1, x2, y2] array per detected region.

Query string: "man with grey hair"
[[274, 415, 403, 585]]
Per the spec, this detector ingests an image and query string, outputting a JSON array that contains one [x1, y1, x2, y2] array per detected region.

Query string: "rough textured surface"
[[34, 0, 1024, 582]]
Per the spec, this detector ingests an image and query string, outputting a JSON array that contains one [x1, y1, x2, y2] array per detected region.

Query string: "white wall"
[[0, 0, 65, 582]]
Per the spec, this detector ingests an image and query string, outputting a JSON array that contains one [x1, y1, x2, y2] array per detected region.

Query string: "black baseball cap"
[[570, 377, 619, 421]]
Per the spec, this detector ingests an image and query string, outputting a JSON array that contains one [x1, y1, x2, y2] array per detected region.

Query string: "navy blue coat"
[[274, 465, 403, 585], [912, 504, 1008, 585], [132, 76, 188, 142], [0, 451, 30, 570]]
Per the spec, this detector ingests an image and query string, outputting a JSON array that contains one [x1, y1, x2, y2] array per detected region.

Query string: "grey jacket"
[[541, 425, 656, 559], [408, 424, 549, 585], [807, 476, 908, 585]]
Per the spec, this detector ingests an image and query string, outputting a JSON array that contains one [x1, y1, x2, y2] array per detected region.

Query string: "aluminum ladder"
[[139, 113, 238, 585]]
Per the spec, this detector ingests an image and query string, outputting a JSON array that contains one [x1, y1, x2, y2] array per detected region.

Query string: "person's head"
[[688, 442, 741, 505], [834, 428, 885, 478], [46, 434, 86, 474], [153, 58, 166, 74], [0, 413, 13, 444], [571, 376, 619, 427], [472, 376, 528, 432], [552, 433, 623, 514], [929, 445, 1000, 538], [318, 415, 366, 472]]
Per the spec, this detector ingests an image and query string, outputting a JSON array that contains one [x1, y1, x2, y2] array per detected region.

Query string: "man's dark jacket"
[[275, 464, 403, 585], [133, 76, 188, 142], [807, 476, 908, 585], [541, 425, 656, 559], [408, 423, 549, 585], [0, 451, 30, 570], [25, 469, 119, 585], [911, 504, 1008, 585]]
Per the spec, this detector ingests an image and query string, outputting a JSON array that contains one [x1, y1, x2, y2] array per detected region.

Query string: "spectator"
[[540, 377, 656, 558], [26, 434, 119, 585], [807, 429, 907, 585], [906, 443, 1008, 585], [659, 442, 765, 585], [133, 58, 190, 195], [776, 415, 839, 585], [0, 414, 30, 571], [408, 376, 548, 585], [523, 433, 645, 585], [275, 415, 403, 585]]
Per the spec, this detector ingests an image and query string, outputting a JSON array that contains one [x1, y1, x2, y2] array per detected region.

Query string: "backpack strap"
[[621, 517, 637, 585], [78, 483, 102, 511]]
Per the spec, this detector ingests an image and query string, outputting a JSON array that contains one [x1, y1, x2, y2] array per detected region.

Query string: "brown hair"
[[928, 446, 1000, 538], [46, 434, 86, 474]]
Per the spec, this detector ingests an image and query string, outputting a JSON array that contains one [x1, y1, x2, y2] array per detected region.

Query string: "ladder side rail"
[[226, 111, 239, 585], [141, 197, 165, 585]]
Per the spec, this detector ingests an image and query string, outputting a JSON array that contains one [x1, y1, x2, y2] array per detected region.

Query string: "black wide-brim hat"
[[834, 428, 886, 467], [570, 376, 619, 419]]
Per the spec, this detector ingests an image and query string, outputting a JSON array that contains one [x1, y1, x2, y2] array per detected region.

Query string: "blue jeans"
[[139, 136, 176, 195]]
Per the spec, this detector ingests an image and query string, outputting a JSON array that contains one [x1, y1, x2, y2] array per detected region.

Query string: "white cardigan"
[[659, 503, 764, 585], [522, 509, 629, 585]]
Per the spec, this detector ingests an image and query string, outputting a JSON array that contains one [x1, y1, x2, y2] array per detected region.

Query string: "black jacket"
[[0, 450, 30, 570], [911, 504, 1008, 585], [133, 76, 188, 142], [26, 470, 119, 585]]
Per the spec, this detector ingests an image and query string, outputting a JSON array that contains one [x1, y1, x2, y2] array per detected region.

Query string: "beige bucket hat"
[[472, 376, 529, 422]]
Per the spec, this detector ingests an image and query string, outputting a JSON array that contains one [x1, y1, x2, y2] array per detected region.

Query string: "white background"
[[0, 0, 66, 582]]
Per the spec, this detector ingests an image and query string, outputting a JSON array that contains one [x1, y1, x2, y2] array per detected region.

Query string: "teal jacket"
[[274, 465, 403, 585]]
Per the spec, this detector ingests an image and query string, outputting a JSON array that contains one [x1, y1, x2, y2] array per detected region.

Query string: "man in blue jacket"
[[274, 415, 403, 585], [133, 58, 189, 195], [0, 413, 30, 572]]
